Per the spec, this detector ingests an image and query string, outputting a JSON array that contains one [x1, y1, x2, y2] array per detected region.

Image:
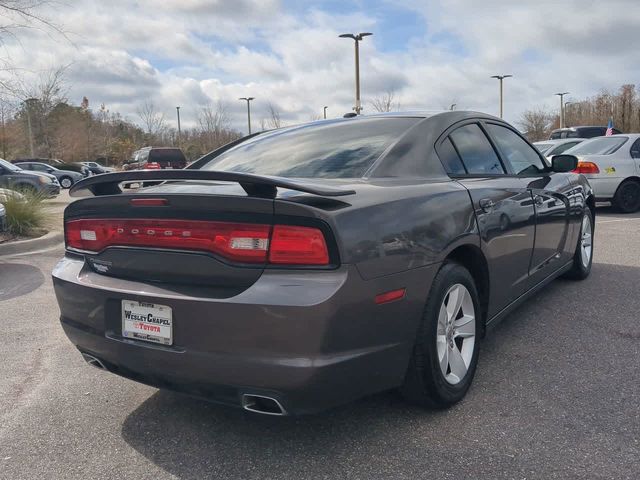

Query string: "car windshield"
[[200, 118, 420, 178], [0, 159, 22, 171], [567, 136, 628, 155], [534, 143, 553, 154]]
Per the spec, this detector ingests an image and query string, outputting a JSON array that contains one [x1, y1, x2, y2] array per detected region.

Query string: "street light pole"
[[176, 106, 181, 146], [490, 75, 513, 119], [239, 97, 255, 135], [339, 32, 372, 115], [555, 92, 569, 128], [564, 102, 572, 127], [24, 98, 36, 157], [323, 106, 328, 119]]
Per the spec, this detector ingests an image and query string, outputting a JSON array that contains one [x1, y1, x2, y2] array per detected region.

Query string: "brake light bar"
[[65, 219, 331, 266]]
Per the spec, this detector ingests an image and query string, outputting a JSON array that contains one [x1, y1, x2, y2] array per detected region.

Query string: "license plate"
[[122, 300, 173, 346]]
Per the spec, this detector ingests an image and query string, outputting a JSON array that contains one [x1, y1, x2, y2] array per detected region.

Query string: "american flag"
[[606, 118, 614, 136]]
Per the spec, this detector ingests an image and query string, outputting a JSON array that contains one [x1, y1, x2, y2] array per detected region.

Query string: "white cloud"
[[1, 0, 639, 133]]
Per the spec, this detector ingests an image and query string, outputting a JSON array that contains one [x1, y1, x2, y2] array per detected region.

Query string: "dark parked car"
[[0, 202, 6, 232], [0, 159, 60, 196], [549, 126, 622, 139], [12, 157, 90, 177], [123, 147, 187, 171], [16, 161, 84, 188], [53, 111, 594, 415], [81, 161, 114, 175]]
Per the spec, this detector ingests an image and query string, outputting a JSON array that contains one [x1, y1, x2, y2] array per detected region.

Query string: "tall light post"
[[490, 75, 512, 118], [239, 97, 254, 135], [339, 32, 372, 115], [323, 106, 328, 119], [564, 102, 572, 127], [176, 106, 181, 146], [24, 98, 38, 157], [556, 92, 569, 128]]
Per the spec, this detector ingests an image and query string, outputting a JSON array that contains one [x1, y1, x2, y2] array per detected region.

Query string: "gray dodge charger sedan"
[[53, 111, 594, 415]]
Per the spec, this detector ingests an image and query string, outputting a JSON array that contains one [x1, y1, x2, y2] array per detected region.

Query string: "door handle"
[[479, 198, 495, 213]]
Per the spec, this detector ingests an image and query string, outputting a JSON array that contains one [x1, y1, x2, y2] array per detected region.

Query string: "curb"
[[0, 231, 64, 257]]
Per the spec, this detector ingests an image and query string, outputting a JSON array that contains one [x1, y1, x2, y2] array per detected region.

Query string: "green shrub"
[[3, 189, 47, 236]]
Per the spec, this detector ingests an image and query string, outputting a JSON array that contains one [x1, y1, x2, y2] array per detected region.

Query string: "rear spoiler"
[[68, 170, 356, 198]]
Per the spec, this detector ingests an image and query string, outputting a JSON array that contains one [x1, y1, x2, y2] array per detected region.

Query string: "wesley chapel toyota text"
[[53, 111, 594, 415]]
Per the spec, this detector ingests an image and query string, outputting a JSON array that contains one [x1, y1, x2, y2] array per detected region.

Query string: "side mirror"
[[551, 154, 578, 173]]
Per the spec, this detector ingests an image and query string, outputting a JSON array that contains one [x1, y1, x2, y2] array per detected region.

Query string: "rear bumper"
[[53, 255, 437, 414], [584, 175, 622, 200]]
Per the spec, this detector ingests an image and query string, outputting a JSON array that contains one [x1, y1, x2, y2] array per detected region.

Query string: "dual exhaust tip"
[[81, 353, 286, 416]]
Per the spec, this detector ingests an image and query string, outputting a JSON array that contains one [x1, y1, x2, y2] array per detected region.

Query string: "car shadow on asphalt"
[[119, 262, 639, 479]]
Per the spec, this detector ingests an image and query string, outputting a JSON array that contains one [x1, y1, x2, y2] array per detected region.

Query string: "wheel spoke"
[[454, 314, 475, 338], [437, 336, 448, 375], [445, 285, 463, 321], [448, 345, 467, 382]]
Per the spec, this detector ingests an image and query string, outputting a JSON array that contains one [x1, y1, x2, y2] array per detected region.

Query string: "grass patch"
[[3, 189, 47, 237]]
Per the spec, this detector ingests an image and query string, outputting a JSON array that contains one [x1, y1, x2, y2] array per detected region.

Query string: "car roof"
[[534, 138, 586, 145]]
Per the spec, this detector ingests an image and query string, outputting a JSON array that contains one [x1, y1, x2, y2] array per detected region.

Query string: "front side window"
[[485, 124, 546, 175], [568, 137, 628, 155], [449, 124, 504, 174], [201, 118, 419, 178]]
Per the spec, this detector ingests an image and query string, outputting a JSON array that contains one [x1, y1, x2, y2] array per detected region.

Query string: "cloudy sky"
[[2, 0, 639, 133]]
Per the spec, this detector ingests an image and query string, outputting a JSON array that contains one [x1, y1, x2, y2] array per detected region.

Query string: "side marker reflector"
[[375, 288, 406, 305]]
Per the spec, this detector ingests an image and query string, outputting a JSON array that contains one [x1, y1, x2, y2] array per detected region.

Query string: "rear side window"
[[149, 149, 186, 166], [449, 124, 505, 174], [437, 137, 466, 174], [485, 124, 546, 175], [201, 118, 419, 178]]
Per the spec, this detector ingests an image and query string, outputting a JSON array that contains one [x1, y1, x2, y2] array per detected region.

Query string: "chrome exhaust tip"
[[81, 353, 106, 370], [241, 394, 286, 416]]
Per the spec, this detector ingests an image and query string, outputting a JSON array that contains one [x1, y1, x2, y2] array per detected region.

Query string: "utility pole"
[[24, 99, 36, 157], [323, 106, 328, 119], [0, 104, 6, 159], [491, 75, 513, 118], [339, 32, 373, 115], [176, 106, 182, 146], [239, 97, 255, 135], [555, 92, 570, 128]]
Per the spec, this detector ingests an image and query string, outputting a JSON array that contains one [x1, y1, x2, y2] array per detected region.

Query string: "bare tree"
[[198, 100, 231, 150], [370, 90, 400, 113], [266, 102, 282, 129], [518, 107, 553, 142], [136, 101, 166, 137]]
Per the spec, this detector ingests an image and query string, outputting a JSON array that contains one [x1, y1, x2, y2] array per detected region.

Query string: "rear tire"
[[60, 176, 73, 189], [563, 208, 593, 280], [401, 262, 480, 409], [612, 179, 640, 213]]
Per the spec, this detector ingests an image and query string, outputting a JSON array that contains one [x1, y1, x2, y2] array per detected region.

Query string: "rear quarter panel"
[[275, 180, 478, 280]]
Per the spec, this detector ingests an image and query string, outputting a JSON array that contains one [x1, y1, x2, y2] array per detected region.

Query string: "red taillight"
[[65, 219, 271, 263], [65, 219, 331, 266], [572, 161, 600, 174], [130, 198, 168, 207], [269, 225, 329, 265], [143, 162, 161, 170]]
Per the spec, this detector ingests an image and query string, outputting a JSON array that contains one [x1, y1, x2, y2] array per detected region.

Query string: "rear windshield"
[[201, 118, 419, 178], [567, 136, 628, 155], [534, 143, 553, 154], [149, 149, 186, 162]]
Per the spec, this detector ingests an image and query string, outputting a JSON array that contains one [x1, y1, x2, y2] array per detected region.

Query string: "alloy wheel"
[[436, 283, 476, 385], [580, 213, 593, 268], [61, 178, 72, 188], [620, 183, 640, 212]]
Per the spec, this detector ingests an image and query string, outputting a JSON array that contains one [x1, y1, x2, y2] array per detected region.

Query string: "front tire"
[[401, 262, 480, 409], [613, 179, 640, 213], [564, 208, 593, 280]]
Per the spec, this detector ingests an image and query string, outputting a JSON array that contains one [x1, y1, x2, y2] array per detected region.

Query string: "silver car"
[[534, 138, 586, 159], [564, 134, 640, 212]]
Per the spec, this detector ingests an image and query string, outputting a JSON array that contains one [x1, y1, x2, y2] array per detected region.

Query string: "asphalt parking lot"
[[1, 207, 639, 480]]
